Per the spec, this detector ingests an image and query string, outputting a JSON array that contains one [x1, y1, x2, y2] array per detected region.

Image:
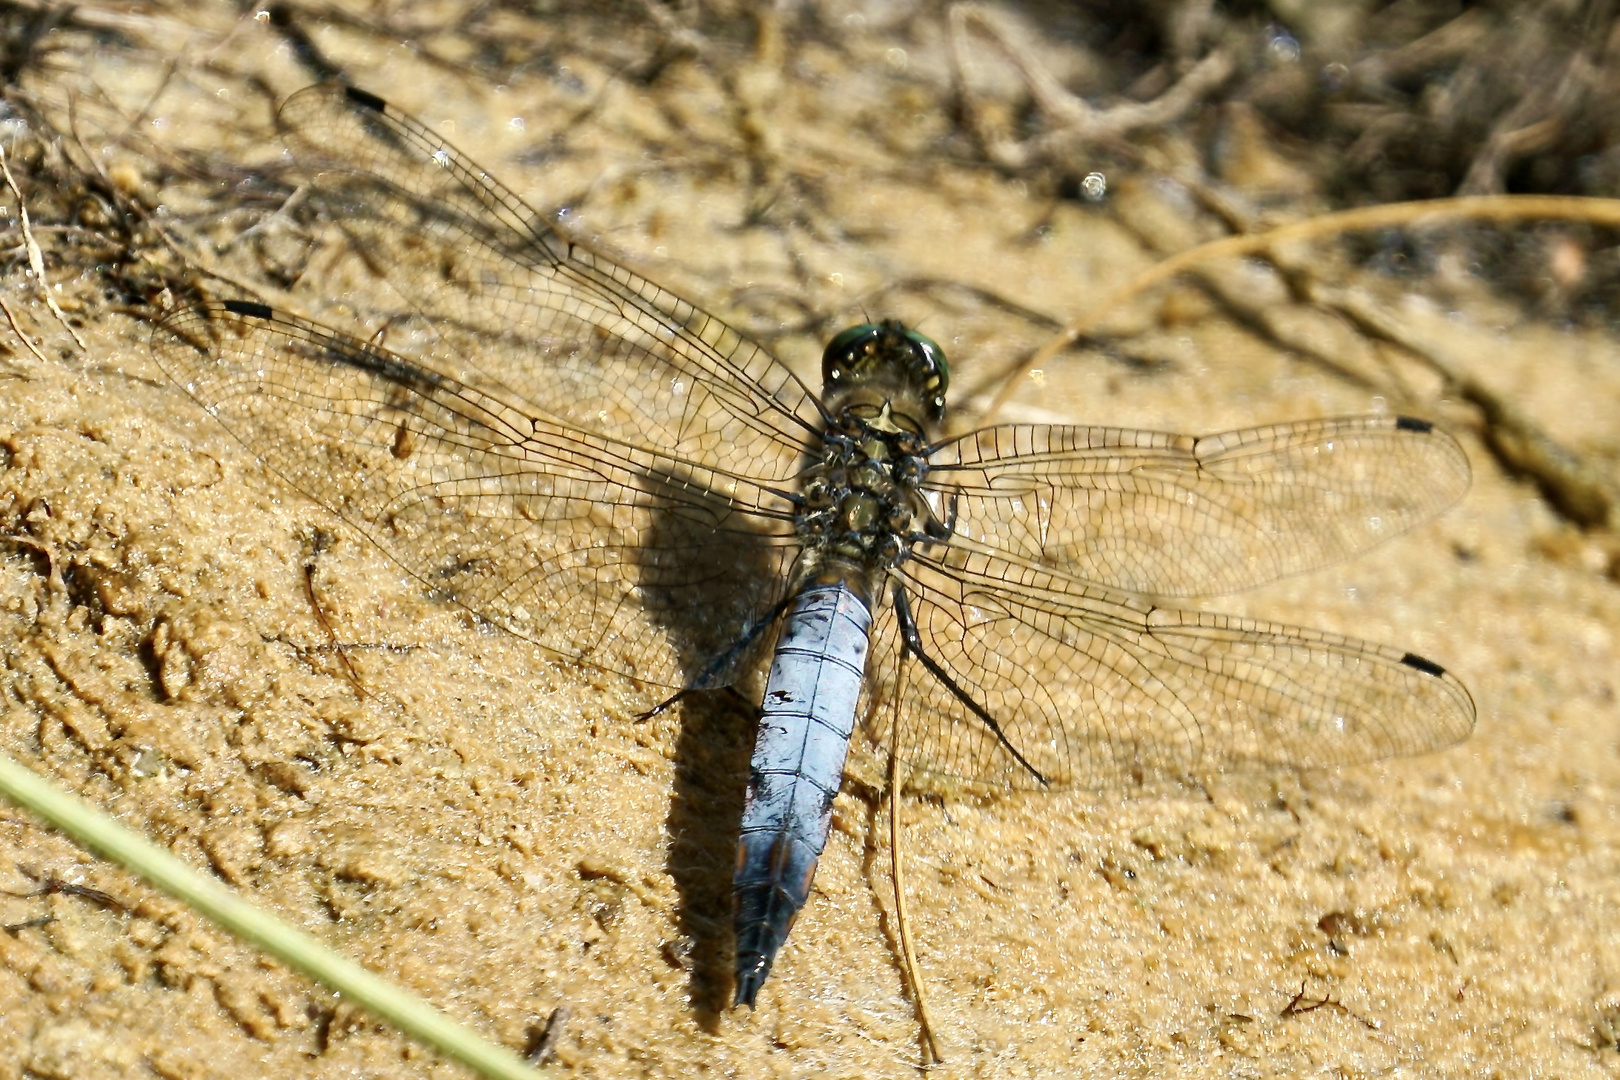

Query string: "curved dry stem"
[[990, 194, 1620, 420], [888, 742, 944, 1066]]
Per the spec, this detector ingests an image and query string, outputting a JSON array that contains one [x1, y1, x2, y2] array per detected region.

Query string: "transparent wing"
[[154, 303, 800, 689], [863, 547, 1475, 790], [927, 416, 1470, 598], [274, 82, 823, 479]]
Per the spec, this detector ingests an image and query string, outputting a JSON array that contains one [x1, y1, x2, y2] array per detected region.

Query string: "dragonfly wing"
[[863, 547, 1475, 790], [926, 415, 1470, 598], [274, 83, 822, 480], [154, 302, 799, 689]]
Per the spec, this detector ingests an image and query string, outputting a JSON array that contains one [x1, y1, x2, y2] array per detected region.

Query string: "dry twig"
[[0, 141, 86, 351], [948, 2, 1234, 172]]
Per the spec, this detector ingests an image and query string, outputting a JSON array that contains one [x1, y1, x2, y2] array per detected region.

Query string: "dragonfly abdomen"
[[732, 581, 871, 1007]]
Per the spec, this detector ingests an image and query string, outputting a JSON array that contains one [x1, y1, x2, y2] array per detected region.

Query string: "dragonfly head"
[[821, 321, 948, 428]]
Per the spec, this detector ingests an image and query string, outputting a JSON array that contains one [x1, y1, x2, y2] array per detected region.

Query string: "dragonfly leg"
[[637, 684, 756, 723], [890, 583, 1050, 787], [639, 595, 794, 721]]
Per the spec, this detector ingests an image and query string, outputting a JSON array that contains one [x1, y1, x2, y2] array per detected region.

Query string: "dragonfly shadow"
[[629, 468, 789, 1018], [624, 462, 794, 693], [663, 688, 757, 1022]]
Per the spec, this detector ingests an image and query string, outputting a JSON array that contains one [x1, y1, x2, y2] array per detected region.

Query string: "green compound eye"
[[822, 324, 882, 369], [901, 327, 948, 396]]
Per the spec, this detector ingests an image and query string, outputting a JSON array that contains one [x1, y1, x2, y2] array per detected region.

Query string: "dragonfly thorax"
[[795, 403, 939, 585]]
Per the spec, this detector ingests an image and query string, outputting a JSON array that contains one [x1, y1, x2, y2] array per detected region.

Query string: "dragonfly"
[[154, 83, 1476, 1010]]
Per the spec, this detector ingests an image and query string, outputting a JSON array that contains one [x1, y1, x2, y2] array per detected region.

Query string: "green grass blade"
[[0, 746, 549, 1080]]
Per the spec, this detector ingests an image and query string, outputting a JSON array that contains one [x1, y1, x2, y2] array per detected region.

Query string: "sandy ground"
[[1, 4, 1618, 1078]]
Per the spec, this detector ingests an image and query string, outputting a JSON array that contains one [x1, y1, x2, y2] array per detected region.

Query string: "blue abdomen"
[[732, 581, 871, 1007]]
